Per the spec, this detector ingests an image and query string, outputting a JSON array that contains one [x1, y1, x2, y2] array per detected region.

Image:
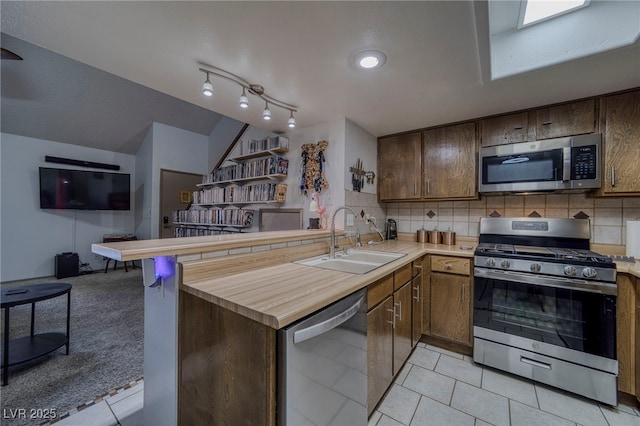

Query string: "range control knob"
[[486, 258, 496, 267], [582, 267, 597, 279], [501, 260, 511, 269], [530, 263, 541, 272], [563, 266, 577, 276]]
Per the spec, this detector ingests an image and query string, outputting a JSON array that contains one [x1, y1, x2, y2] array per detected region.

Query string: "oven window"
[[474, 277, 616, 359]]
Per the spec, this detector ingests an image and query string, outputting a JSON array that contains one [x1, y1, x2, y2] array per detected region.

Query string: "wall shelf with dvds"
[[175, 135, 289, 233]]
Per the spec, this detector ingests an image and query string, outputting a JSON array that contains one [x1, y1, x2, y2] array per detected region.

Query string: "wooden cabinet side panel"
[[617, 274, 636, 395], [635, 276, 640, 402], [601, 91, 640, 194], [536, 99, 595, 140], [367, 297, 394, 415], [430, 273, 471, 345], [422, 256, 431, 335], [423, 122, 477, 199], [179, 290, 276, 426]]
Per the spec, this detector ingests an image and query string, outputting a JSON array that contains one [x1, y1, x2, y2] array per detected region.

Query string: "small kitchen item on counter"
[[442, 228, 456, 245], [428, 229, 441, 244], [417, 227, 427, 243], [626, 220, 640, 258], [386, 219, 397, 240]]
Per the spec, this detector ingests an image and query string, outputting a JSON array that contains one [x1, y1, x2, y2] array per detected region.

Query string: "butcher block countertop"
[[181, 239, 475, 329], [91, 229, 335, 261]]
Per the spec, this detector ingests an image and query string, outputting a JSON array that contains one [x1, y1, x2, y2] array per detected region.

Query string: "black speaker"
[[45, 155, 120, 171], [55, 252, 79, 279]]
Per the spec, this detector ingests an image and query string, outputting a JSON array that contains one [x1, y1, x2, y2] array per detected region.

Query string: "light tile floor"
[[52, 343, 640, 425]]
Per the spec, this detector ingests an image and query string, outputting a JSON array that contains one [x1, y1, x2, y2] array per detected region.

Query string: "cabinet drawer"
[[394, 264, 413, 290], [368, 274, 394, 309], [431, 256, 470, 276]]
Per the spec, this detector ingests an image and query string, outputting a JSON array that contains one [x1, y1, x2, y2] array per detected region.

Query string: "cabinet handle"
[[461, 284, 465, 302], [611, 167, 616, 187], [445, 263, 452, 270], [513, 126, 523, 130], [414, 182, 417, 195], [542, 121, 552, 125], [395, 301, 402, 321], [413, 285, 420, 301], [387, 307, 396, 329], [426, 179, 431, 194]]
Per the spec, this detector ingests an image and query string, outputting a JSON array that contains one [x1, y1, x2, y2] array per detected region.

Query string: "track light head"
[[239, 88, 249, 109], [263, 102, 272, 121], [202, 75, 213, 97], [288, 111, 296, 128]]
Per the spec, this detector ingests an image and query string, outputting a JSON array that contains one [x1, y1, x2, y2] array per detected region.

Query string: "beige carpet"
[[1, 269, 143, 425]]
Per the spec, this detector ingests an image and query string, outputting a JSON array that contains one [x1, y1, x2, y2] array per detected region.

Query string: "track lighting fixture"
[[263, 102, 272, 120], [202, 73, 214, 97], [239, 88, 249, 109], [199, 65, 298, 128]]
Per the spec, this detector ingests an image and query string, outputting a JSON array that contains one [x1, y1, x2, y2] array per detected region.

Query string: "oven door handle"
[[474, 268, 617, 296]]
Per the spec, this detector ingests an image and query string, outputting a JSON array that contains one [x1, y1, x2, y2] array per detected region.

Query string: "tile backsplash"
[[385, 194, 640, 246]]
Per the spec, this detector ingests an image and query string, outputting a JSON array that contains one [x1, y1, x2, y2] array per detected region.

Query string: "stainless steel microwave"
[[479, 134, 601, 194]]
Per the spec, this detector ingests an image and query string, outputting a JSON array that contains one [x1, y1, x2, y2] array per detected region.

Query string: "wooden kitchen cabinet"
[[598, 90, 640, 195], [535, 98, 595, 140], [617, 273, 636, 395], [367, 294, 394, 415], [367, 264, 418, 414], [480, 112, 530, 147], [411, 257, 426, 347], [429, 255, 472, 346], [378, 132, 422, 201], [422, 122, 477, 200], [635, 276, 640, 402]]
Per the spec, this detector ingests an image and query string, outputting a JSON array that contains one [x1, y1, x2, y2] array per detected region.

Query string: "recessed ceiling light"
[[351, 50, 387, 71]]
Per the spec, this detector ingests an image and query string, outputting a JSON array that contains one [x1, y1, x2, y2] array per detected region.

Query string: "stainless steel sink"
[[295, 249, 405, 274]]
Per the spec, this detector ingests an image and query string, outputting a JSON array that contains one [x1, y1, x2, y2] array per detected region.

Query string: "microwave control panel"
[[571, 145, 597, 180]]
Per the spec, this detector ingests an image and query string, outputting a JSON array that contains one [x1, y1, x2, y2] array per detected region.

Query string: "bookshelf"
[[173, 136, 289, 237]]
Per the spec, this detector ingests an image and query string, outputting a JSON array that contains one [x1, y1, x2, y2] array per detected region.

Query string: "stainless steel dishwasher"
[[278, 289, 367, 425]]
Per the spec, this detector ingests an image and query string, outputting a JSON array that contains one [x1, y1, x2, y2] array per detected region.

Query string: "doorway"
[[159, 169, 203, 239]]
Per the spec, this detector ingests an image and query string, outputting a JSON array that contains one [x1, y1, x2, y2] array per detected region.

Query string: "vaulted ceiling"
[[1, 1, 639, 154]]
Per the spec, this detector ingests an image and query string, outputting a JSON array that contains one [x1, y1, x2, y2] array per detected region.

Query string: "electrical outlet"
[[346, 214, 355, 226]]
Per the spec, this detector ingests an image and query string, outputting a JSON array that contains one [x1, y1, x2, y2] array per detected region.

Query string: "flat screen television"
[[39, 167, 131, 210]]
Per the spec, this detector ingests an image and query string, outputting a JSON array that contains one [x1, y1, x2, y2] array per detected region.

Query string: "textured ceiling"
[[1, 1, 639, 155]]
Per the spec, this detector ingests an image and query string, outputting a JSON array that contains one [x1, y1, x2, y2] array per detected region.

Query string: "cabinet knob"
[[445, 263, 452, 270]]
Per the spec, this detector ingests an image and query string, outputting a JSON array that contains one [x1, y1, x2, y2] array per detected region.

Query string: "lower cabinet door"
[[411, 273, 423, 346], [430, 272, 471, 345], [367, 296, 394, 415], [393, 282, 413, 375]]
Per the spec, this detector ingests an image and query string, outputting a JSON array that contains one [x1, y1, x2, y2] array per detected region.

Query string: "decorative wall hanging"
[[300, 140, 329, 195]]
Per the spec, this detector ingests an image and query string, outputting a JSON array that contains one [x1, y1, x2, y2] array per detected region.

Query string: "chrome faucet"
[[330, 206, 361, 258]]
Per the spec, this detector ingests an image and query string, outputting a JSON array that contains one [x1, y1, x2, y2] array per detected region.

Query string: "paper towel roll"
[[626, 221, 640, 258]]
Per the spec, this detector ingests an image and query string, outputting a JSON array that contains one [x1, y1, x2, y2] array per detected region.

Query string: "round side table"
[[1, 283, 71, 386]]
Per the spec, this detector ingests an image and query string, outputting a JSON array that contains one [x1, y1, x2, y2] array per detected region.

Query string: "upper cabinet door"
[[600, 90, 640, 195], [535, 99, 595, 140], [480, 112, 530, 147], [423, 122, 477, 200], [378, 132, 422, 201]]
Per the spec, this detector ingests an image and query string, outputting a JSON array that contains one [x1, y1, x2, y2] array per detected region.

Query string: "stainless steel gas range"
[[473, 217, 618, 406]]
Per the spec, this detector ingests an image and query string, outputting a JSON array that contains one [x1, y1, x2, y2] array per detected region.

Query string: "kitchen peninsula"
[[92, 229, 475, 424]]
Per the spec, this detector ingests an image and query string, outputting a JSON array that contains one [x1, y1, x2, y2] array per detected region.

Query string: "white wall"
[[208, 116, 245, 172], [146, 123, 210, 239], [134, 127, 154, 240], [1, 133, 136, 281], [345, 119, 377, 195], [286, 118, 347, 229]]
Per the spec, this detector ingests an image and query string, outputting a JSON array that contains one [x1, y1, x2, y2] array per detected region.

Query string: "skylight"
[[520, 0, 589, 27]]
